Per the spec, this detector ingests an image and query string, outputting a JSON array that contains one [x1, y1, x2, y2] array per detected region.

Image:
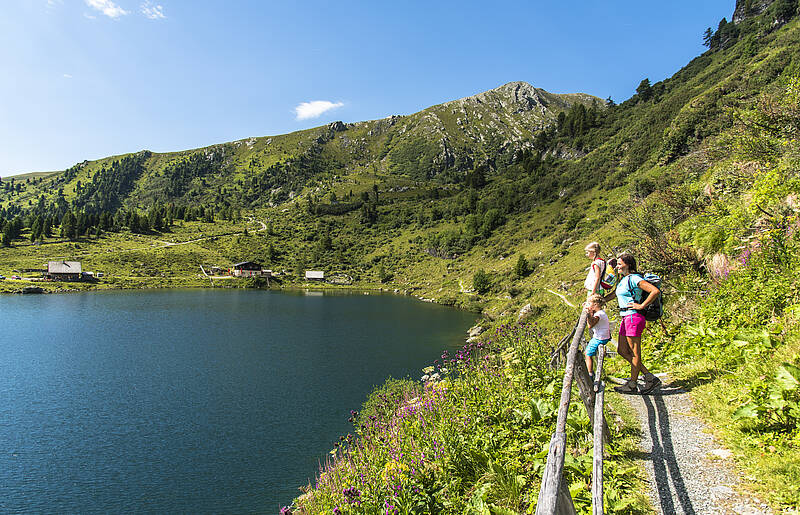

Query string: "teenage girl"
[[583, 242, 606, 299]]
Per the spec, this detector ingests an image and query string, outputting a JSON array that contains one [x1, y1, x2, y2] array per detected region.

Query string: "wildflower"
[[342, 486, 362, 504], [381, 460, 409, 485]]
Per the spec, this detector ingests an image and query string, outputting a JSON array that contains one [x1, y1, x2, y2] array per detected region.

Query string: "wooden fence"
[[536, 311, 610, 515]]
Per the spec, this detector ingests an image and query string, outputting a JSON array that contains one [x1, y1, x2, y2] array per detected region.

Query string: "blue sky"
[[1, 0, 735, 175]]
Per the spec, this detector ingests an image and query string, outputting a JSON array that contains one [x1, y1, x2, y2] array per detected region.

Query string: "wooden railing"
[[536, 311, 610, 515]]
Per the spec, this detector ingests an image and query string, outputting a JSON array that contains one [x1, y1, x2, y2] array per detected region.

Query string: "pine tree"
[[637, 78, 653, 102], [473, 269, 490, 294], [2, 225, 13, 247], [703, 27, 714, 48], [30, 216, 42, 241], [514, 254, 530, 278], [128, 213, 140, 233], [60, 211, 77, 240]]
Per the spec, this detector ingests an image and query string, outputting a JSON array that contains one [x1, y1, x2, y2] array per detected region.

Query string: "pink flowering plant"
[[289, 323, 647, 514]]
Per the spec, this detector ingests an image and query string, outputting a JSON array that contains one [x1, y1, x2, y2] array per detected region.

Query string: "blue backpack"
[[628, 273, 664, 322]]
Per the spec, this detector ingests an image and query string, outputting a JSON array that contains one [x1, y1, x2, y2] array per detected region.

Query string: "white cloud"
[[63, 73, 73, 79], [140, 1, 165, 19], [295, 100, 344, 120], [45, 0, 63, 13], [85, 0, 128, 18]]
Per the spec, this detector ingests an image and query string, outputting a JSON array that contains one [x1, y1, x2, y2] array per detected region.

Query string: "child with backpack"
[[606, 253, 662, 394], [583, 242, 606, 299], [584, 293, 611, 376]]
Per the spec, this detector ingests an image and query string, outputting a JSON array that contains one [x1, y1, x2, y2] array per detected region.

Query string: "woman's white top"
[[584, 258, 606, 291], [591, 310, 611, 340]]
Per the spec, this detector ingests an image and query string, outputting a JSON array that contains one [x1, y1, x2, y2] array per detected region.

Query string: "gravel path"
[[621, 374, 772, 515]]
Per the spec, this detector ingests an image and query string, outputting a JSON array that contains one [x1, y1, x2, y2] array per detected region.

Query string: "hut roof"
[[47, 261, 82, 274]]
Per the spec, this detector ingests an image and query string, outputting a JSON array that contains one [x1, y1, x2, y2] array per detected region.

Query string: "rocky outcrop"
[[518, 303, 533, 322], [327, 121, 347, 132], [468, 325, 485, 338], [733, 0, 775, 23], [433, 137, 456, 169]]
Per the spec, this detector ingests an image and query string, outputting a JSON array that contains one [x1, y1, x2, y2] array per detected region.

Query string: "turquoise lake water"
[[0, 289, 476, 514]]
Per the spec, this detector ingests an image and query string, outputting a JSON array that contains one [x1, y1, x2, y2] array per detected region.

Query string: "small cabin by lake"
[[231, 261, 266, 277], [305, 270, 325, 281], [46, 261, 82, 281]]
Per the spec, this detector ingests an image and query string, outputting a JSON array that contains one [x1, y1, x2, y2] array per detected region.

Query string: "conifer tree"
[[514, 254, 530, 278], [703, 27, 714, 48], [60, 211, 77, 240], [2, 225, 13, 247], [472, 268, 490, 294], [636, 78, 653, 102], [128, 212, 140, 233], [139, 214, 150, 233]]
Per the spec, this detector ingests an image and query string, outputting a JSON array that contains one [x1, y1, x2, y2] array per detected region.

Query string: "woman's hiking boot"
[[641, 373, 662, 394], [614, 379, 638, 394]]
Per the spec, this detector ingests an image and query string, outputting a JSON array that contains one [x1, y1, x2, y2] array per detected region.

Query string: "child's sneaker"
[[613, 380, 638, 394], [641, 373, 662, 394]]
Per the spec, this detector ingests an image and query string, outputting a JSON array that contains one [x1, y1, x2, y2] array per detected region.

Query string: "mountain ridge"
[[0, 81, 600, 215]]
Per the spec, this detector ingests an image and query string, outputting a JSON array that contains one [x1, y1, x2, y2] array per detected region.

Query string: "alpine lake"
[[0, 288, 476, 514]]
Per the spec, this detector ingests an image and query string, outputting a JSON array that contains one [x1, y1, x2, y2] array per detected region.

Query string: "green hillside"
[[2, 0, 800, 512]]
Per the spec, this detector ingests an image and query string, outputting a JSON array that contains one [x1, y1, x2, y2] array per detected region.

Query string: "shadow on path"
[[642, 383, 696, 515]]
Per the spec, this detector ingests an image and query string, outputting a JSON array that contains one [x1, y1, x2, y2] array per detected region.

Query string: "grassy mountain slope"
[[0, 82, 598, 216]]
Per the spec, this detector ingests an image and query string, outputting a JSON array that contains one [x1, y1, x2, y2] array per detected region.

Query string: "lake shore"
[[0, 277, 483, 312]]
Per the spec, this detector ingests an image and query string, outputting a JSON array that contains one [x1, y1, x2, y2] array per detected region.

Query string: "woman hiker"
[[605, 252, 662, 394]]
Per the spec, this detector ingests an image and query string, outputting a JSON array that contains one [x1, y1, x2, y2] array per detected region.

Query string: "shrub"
[[472, 269, 491, 294], [513, 253, 530, 279]]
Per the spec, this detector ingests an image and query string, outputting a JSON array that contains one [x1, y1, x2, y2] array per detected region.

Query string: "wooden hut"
[[305, 270, 325, 281], [47, 261, 82, 281], [231, 261, 264, 277]]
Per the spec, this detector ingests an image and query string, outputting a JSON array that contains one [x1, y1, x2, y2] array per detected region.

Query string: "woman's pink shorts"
[[619, 312, 646, 338]]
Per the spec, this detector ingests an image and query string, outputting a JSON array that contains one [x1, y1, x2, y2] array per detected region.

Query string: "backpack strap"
[[627, 273, 644, 305], [592, 258, 606, 283]]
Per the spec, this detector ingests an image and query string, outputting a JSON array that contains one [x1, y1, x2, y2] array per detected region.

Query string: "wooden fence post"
[[557, 478, 578, 515], [592, 344, 606, 515], [574, 350, 611, 445], [535, 311, 587, 515]]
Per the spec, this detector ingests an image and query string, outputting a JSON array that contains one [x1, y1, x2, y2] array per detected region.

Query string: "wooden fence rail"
[[536, 310, 610, 515]]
